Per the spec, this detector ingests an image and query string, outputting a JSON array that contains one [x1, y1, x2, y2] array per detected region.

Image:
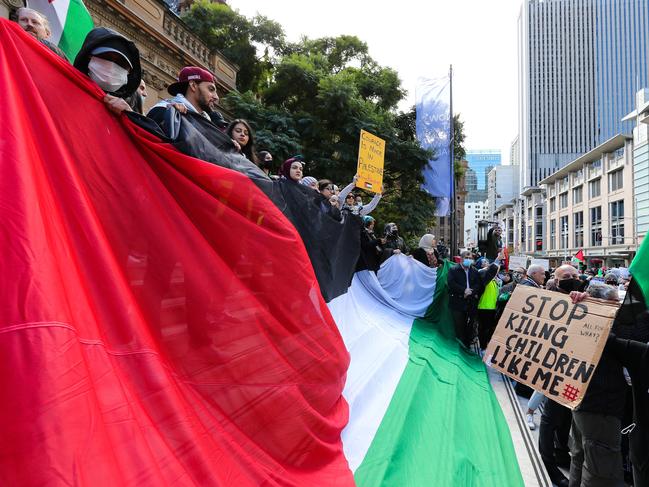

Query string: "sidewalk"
[[488, 367, 552, 487]]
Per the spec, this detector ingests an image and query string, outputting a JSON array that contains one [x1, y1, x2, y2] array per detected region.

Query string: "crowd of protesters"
[[446, 223, 648, 487], [13, 13, 649, 487]]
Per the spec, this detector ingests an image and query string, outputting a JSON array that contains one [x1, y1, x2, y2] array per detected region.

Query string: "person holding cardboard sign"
[[356, 129, 385, 194], [537, 265, 591, 487]]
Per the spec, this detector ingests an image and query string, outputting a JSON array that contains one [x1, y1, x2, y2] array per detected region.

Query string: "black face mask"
[[259, 160, 272, 170], [558, 278, 580, 293]]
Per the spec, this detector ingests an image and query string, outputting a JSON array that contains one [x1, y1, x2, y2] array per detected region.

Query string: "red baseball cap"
[[167, 66, 215, 95]]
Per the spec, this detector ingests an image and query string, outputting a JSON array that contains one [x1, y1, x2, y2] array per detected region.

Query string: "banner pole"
[[449, 64, 456, 255]]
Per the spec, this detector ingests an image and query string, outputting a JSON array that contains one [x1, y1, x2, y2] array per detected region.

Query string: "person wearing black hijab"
[[73, 27, 142, 115]]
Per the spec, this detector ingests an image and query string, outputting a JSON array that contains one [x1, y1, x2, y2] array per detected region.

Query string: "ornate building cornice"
[[86, 0, 237, 96]]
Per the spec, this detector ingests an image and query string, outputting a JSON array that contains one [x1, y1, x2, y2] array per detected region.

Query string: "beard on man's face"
[[23, 26, 39, 38], [197, 93, 213, 113]]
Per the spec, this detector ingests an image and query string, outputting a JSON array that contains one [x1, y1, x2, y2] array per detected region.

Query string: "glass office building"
[[518, 0, 649, 189], [465, 150, 502, 202]]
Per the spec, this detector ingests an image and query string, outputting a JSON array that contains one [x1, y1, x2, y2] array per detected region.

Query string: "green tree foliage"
[[182, 1, 285, 91], [184, 2, 442, 239], [453, 113, 467, 181]]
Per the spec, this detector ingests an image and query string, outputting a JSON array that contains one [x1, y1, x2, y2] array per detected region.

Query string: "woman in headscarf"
[[279, 156, 304, 182], [411, 234, 439, 268], [299, 176, 318, 191], [380, 223, 409, 262], [357, 216, 384, 272]]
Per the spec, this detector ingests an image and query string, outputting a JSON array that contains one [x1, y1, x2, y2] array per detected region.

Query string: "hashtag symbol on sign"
[[562, 384, 580, 402]]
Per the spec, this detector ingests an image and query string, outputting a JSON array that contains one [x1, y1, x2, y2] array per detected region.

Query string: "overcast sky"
[[230, 0, 522, 163]]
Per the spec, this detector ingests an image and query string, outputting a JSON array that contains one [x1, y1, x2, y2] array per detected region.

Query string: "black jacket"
[[447, 263, 498, 312], [485, 228, 502, 260], [380, 235, 408, 262], [576, 289, 648, 420], [607, 336, 649, 476], [411, 248, 431, 267], [73, 27, 142, 99], [357, 229, 382, 272]]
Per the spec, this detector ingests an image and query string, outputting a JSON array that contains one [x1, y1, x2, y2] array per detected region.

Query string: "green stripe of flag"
[[630, 236, 649, 307], [354, 263, 524, 487], [58, 0, 94, 61]]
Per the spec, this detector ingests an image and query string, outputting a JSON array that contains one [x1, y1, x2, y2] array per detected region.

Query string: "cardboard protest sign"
[[356, 129, 385, 194], [484, 286, 619, 408], [530, 258, 549, 271], [508, 255, 528, 270]]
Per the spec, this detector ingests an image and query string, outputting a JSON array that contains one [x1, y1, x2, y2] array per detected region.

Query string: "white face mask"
[[88, 56, 129, 93]]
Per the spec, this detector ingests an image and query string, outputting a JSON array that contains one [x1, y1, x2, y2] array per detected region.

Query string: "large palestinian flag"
[[0, 20, 522, 486], [329, 256, 523, 485]]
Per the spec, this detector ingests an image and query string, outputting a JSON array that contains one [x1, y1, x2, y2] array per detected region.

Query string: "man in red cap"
[[147, 66, 222, 126]]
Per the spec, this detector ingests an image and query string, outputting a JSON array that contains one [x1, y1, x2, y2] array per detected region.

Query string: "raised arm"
[[360, 192, 382, 216]]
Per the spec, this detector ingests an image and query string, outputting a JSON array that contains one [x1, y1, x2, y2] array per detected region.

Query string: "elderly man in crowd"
[[15, 7, 68, 60], [518, 263, 546, 288]]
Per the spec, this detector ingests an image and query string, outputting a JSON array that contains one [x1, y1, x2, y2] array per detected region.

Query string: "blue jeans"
[[527, 391, 546, 412]]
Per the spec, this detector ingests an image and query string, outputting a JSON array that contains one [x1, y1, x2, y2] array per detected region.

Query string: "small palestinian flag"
[[572, 249, 585, 267]]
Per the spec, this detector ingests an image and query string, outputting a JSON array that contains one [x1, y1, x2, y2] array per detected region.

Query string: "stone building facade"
[[1, 0, 238, 115], [540, 134, 636, 268]]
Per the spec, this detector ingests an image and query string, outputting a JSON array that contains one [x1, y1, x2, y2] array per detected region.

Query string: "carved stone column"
[[1, 0, 24, 20]]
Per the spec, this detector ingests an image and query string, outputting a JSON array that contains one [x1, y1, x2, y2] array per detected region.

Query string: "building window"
[[610, 200, 624, 245], [550, 219, 556, 250], [527, 226, 532, 252], [528, 207, 532, 219], [572, 186, 583, 204], [590, 206, 602, 246], [536, 207, 543, 219], [560, 216, 569, 249], [550, 197, 556, 212], [508, 219, 514, 244], [559, 176, 569, 192], [574, 211, 584, 248], [559, 192, 568, 209], [572, 169, 584, 185], [609, 169, 623, 191], [589, 178, 601, 198], [588, 160, 602, 179]]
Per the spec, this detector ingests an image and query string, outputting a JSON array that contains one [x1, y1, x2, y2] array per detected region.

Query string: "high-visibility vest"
[[478, 280, 499, 310]]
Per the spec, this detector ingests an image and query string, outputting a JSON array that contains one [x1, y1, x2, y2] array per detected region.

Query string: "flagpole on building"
[[449, 64, 456, 256]]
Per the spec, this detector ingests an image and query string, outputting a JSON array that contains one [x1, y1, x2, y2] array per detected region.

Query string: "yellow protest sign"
[[356, 129, 385, 194], [484, 286, 619, 409]]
